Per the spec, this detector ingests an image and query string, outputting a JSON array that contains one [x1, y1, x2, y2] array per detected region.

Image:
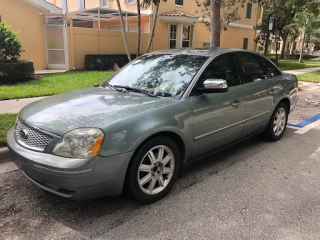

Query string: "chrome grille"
[[14, 120, 53, 151]]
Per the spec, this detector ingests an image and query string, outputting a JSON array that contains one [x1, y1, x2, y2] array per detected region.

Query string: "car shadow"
[[7, 129, 297, 238]]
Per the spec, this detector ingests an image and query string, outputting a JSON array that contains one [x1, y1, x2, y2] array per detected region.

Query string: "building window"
[[246, 3, 252, 19], [169, 24, 177, 49], [103, 0, 108, 6], [175, 0, 183, 6], [182, 25, 193, 47], [78, 0, 85, 10], [127, 0, 135, 3], [243, 38, 248, 49], [61, 0, 68, 13]]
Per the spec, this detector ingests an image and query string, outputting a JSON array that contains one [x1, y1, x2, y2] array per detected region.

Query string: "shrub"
[[0, 21, 24, 60], [0, 60, 34, 84], [84, 54, 136, 70], [268, 54, 318, 60]]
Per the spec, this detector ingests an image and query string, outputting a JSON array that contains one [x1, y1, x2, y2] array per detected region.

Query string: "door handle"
[[231, 100, 240, 108], [269, 85, 283, 95]]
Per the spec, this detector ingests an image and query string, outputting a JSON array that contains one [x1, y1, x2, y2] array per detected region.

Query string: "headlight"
[[53, 128, 104, 158]]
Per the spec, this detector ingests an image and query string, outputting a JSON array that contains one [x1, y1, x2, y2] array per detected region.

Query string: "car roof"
[[148, 47, 260, 57]]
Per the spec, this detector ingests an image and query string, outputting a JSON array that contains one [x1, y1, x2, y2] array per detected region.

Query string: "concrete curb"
[[0, 147, 10, 163]]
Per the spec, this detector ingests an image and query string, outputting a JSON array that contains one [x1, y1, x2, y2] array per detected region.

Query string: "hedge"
[[268, 54, 318, 60], [0, 60, 34, 84], [84, 54, 136, 70]]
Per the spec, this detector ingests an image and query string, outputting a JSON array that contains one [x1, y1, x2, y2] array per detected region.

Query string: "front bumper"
[[7, 127, 134, 200]]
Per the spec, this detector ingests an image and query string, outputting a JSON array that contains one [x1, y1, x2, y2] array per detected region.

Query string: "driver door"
[[189, 53, 247, 158]]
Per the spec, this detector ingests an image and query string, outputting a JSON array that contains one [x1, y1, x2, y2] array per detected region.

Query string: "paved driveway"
[[1, 125, 320, 240]]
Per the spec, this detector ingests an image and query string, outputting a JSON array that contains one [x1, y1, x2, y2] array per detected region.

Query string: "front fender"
[[98, 100, 194, 163]]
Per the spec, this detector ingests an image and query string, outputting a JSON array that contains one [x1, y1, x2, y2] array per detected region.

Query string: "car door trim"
[[194, 111, 269, 140], [245, 111, 269, 122], [194, 119, 245, 140]]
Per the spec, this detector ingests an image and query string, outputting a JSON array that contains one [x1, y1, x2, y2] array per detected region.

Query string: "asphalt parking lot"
[[1, 85, 320, 240]]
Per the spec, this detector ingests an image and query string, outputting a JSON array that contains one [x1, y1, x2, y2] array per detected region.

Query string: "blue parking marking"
[[288, 114, 320, 128]]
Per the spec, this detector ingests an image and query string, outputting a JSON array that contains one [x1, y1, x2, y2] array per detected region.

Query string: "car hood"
[[19, 87, 175, 135]]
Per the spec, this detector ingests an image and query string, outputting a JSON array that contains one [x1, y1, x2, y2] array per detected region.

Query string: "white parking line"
[[287, 125, 300, 130], [0, 161, 18, 175], [295, 119, 320, 135]]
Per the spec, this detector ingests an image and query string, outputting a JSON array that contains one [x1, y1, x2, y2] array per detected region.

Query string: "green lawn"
[[278, 60, 320, 71], [0, 114, 18, 148], [298, 71, 320, 83], [0, 71, 113, 100]]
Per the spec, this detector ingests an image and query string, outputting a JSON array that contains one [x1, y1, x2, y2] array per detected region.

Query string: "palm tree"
[[136, 0, 141, 57], [289, 11, 320, 63], [142, 0, 162, 53], [115, 0, 132, 61]]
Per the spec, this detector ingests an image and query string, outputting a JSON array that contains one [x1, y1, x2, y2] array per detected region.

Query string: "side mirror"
[[198, 79, 228, 93]]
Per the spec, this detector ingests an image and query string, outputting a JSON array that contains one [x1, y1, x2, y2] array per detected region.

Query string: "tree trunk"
[[146, 0, 160, 53], [136, 0, 141, 58], [275, 38, 279, 66], [280, 33, 288, 59], [210, 0, 221, 47], [299, 31, 305, 63], [116, 0, 131, 61], [290, 42, 294, 55]]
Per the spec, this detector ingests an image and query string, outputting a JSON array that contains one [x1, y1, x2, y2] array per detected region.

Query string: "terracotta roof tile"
[[160, 10, 198, 19]]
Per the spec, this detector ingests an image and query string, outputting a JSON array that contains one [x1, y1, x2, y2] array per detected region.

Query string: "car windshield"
[[104, 54, 209, 98]]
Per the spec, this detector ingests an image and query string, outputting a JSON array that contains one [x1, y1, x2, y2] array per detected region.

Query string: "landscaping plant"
[[0, 21, 24, 61]]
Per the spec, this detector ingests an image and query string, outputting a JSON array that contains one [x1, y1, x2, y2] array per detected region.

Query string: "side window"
[[197, 54, 240, 88], [261, 57, 282, 78], [237, 53, 268, 83]]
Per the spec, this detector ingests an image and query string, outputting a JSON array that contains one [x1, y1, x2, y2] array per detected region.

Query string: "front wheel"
[[264, 102, 289, 141], [126, 137, 180, 203]]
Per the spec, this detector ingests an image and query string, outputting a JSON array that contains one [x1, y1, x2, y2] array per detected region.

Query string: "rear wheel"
[[126, 137, 180, 203], [264, 102, 288, 141]]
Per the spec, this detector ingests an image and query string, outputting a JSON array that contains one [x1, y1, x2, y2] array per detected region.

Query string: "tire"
[[125, 136, 181, 203], [264, 102, 289, 141]]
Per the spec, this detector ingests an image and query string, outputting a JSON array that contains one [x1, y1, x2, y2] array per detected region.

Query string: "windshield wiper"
[[113, 85, 157, 98], [104, 82, 123, 93]]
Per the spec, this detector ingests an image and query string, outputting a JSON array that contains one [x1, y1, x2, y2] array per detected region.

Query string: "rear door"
[[235, 52, 282, 136]]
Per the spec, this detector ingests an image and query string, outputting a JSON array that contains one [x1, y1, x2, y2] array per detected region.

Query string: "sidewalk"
[[0, 97, 46, 114], [283, 67, 320, 75]]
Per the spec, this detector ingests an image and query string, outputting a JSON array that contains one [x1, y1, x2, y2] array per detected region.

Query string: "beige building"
[[0, 0, 263, 70]]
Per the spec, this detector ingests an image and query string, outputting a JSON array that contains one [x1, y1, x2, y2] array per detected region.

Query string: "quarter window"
[[175, 0, 183, 6], [261, 57, 282, 78], [237, 53, 268, 83], [169, 24, 177, 49], [197, 54, 240, 88], [182, 25, 193, 48]]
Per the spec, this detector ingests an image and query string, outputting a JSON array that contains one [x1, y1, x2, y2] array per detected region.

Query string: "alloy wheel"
[[273, 107, 286, 136], [137, 145, 175, 195]]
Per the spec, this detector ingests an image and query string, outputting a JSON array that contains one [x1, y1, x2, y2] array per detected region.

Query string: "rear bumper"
[[289, 87, 299, 113], [7, 127, 134, 200]]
